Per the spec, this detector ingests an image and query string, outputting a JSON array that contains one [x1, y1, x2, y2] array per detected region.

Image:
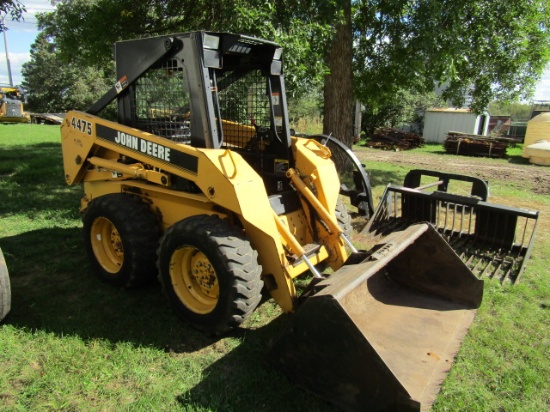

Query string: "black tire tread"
[[158, 214, 263, 335], [335, 197, 352, 238], [0, 247, 11, 322], [83, 193, 161, 288]]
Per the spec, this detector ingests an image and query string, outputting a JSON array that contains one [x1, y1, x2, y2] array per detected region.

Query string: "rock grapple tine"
[[364, 170, 539, 284]]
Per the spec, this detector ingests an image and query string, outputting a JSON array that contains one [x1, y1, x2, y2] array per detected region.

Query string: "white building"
[[422, 108, 489, 143]]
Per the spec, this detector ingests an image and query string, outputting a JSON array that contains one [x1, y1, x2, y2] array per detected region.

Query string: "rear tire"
[[83, 194, 161, 288], [158, 214, 263, 335], [0, 248, 11, 322]]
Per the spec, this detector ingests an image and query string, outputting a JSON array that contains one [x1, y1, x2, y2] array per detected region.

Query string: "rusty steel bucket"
[[270, 224, 483, 411]]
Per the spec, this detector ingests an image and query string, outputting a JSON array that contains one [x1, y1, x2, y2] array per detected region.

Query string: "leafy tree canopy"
[[354, 1, 550, 114], [1, 0, 26, 32], [28, 0, 550, 137], [488, 101, 532, 121], [37, 0, 333, 96], [21, 33, 112, 112]]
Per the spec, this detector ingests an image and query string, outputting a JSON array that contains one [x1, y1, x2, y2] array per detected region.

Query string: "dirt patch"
[[354, 147, 550, 195]]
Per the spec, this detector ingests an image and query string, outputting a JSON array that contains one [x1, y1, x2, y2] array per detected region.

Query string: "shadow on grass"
[[507, 154, 531, 165], [0, 136, 354, 410], [177, 314, 337, 412], [1, 226, 336, 410], [0, 227, 215, 351], [367, 168, 406, 188], [0, 143, 82, 216]]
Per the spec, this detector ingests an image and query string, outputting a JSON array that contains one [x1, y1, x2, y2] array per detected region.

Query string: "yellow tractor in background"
[[61, 32, 486, 411], [0, 85, 30, 123]]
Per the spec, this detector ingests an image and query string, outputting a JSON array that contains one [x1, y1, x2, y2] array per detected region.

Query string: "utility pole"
[[1, 15, 14, 86]]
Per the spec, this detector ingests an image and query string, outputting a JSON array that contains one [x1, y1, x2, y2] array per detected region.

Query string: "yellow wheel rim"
[[170, 246, 219, 314], [90, 217, 124, 274]]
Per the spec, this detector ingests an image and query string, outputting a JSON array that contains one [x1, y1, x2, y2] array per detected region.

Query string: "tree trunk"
[[323, 1, 354, 149]]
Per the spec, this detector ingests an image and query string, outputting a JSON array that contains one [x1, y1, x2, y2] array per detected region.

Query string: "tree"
[[21, 33, 111, 112], [323, 1, 354, 145], [37, 0, 331, 97], [361, 90, 445, 136], [354, 1, 550, 121], [488, 101, 531, 121], [33, 0, 550, 144], [0, 0, 25, 32]]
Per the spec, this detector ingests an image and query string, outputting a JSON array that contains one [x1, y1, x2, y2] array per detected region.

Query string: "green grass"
[[0, 124, 332, 411], [1, 124, 549, 411]]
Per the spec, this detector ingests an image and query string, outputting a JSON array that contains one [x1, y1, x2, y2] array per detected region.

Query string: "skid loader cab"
[[90, 32, 294, 195], [62, 31, 484, 411]]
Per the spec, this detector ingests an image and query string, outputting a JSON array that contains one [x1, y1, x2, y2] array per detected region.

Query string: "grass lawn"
[[1, 124, 549, 411]]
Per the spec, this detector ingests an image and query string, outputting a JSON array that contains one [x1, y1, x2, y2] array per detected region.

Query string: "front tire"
[[335, 197, 352, 238], [158, 215, 263, 335], [83, 194, 161, 288]]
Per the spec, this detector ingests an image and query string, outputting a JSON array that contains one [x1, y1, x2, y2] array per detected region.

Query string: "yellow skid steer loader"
[[0, 85, 30, 123], [61, 32, 483, 411]]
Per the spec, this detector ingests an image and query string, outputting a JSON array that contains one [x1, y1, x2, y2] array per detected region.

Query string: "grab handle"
[[219, 149, 238, 179], [304, 139, 332, 159]]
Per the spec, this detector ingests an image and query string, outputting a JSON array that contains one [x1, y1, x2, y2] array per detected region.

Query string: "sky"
[[1, 0, 55, 86], [1, 0, 550, 102]]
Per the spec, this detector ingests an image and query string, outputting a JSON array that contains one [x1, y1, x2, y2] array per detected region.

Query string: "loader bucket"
[[365, 170, 539, 284], [270, 224, 483, 412]]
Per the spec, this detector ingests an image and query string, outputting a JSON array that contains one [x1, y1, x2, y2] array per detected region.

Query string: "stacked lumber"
[[365, 127, 425, 150], [444, 132, 507, 158]]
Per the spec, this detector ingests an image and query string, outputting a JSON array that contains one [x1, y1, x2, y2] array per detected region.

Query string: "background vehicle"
[[0, 85, 30, 123]]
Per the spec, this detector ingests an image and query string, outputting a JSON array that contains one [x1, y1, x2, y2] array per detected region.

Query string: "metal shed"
[[423, 108, 489, 143]]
